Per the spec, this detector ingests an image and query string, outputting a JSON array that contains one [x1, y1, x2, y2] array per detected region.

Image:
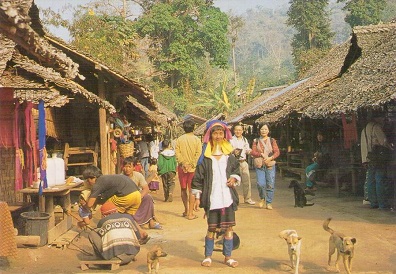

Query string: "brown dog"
[[323, 218, 356, 274], [147, 245, 167, 273], [279, 229, 302, 274]]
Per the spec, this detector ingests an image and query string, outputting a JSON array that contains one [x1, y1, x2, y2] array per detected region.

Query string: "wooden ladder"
[[63, 143, 98, 176]]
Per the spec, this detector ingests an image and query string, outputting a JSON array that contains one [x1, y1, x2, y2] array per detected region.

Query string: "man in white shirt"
[[230, 124, 255, 205]]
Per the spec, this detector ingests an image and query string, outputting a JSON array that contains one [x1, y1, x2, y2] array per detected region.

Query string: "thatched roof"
[[254, 41, 350, 124], [126, 96, 178, 126], [0, 0, 79, 79], [180, 114, 207, 126], [303, 23, 396, 118], [254, 22, 396, 124], [193, 113, 226, 136], [0, 0, 174, 119], [0, 1, 116, 112], [45, 35, 157, 110], [225, 85, 290, 124]]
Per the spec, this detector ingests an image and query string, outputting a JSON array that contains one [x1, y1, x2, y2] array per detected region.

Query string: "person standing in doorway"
[[230, 124, 255, 205], [250, 123, 280, 210], [360, 112, 393, 209], [175, 120, 202, 220]]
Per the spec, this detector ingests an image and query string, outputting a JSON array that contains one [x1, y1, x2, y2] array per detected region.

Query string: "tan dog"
[[279, 229, 302, 274], [323, 218, 356, 274], [147, 245, 167, 273]]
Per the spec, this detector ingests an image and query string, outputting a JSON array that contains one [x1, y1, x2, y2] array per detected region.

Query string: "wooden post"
[[16, 236, 41, 247], [45, 195, 55, 229], [98, 71, 109, 174], [350, 149, 357, 195]]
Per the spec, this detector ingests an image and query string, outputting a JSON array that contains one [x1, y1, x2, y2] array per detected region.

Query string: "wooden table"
[[19, 182, 82, 244]]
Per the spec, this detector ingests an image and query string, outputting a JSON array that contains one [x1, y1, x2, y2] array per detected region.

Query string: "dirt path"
[[2, 171, 396, 273]]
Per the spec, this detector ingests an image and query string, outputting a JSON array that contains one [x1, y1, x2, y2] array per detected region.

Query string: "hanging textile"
[[14, 102, 23, 191], [38, 100, 47, 193], [341, 113, 358, 149], [23, 102, 37, 187]]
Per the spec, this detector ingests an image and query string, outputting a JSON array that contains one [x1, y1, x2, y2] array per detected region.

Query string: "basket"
[[119, 142, 134, 157]]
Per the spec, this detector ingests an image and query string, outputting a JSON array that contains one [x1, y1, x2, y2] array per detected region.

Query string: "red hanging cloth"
[[341, 113, 358, 149]]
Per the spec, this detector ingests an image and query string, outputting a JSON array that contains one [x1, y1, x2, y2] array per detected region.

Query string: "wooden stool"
[[80, 259, 122, 271]]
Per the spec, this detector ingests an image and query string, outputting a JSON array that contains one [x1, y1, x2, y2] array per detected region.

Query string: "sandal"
[[138, 235, 151, 245], [201, 257, 212, 267], [150, 222, 162, 230], [225, 258, 238, 268], [186, 215, 198, 220]]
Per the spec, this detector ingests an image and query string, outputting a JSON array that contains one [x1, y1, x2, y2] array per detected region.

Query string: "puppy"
[[279, 229, 302, 274], [323, 218, 356, 274], [289, 180, 314, 208], [147, 245, 167, 273]]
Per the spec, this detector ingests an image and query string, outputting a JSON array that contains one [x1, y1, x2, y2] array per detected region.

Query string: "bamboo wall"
[[0, 148, 18, 203]]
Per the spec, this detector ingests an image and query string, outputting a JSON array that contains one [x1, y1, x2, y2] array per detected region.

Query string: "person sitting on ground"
[[158, 139, 177, 202], [88, 201, 142, 265], [82, 166, 150, 242], [122, 157, 162, 230]]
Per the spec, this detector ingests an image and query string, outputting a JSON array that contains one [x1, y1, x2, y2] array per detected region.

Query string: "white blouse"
[[209, 155, 233, 210]]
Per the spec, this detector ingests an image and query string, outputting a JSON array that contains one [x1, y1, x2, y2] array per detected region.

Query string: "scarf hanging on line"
[[38, 100, 47, 193], [14, 101, 24, 190]]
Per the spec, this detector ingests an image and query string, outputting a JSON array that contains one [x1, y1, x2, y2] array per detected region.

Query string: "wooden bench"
[[278, 166, 305, 180], [80, 259, 122, 271]]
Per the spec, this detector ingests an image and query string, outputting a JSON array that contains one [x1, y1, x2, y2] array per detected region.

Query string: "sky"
[[34, 0, 290, 41]]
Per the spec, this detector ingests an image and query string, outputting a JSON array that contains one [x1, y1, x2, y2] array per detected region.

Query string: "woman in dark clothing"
[[191, 120, 241, 268]]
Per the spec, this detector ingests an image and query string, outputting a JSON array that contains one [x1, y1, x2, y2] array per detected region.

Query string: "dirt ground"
[[2, 171, 396, 274]]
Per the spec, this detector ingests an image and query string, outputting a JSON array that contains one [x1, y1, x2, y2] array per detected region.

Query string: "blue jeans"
[[255, 166, 276, 203], [141, 157, 149, 178], [366, 165, 388, 208]]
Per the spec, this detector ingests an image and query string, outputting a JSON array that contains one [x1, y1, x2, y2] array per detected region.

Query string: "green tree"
[[40, 1, 154, 80], [134, 0, 230, 89], [381, 0, 396, 23], [235, 7, 295, 90], [287, 0, 334, 77], [228, 14, 244, 87], [192, 73, 240, 117], [337, 0, 386, 27], [70, 13, 139, 72]]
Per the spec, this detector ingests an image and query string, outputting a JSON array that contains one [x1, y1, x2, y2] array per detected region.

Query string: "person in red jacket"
[[250, 123, 280, 210]]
